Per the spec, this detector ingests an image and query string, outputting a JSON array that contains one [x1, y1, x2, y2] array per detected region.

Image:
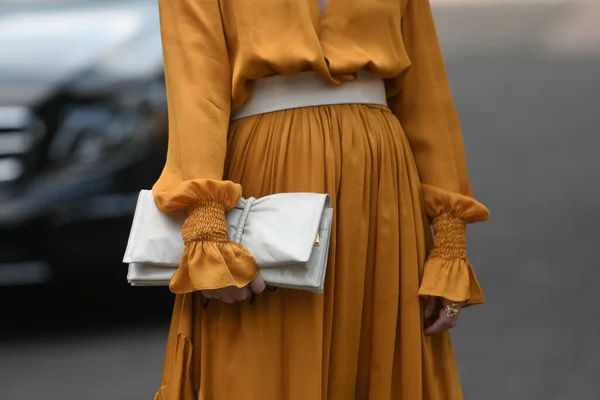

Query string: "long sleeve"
[[389, 0, 490, 306], [152, 0, 257, 294]]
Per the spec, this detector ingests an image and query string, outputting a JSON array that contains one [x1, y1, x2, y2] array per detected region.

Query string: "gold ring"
[[443, 303, 461, 319]]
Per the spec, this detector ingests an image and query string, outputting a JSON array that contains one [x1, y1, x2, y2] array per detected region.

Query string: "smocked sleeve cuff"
[[169, 199, 258, 294], [418, 184, 490, 306], [417, 214, 484, 306]]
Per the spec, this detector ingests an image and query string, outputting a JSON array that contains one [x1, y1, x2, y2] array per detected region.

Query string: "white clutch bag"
[[123, 190, 333, 293]]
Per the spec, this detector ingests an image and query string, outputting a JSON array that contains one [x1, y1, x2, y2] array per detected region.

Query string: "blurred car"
[[0, 0, 168, 285]]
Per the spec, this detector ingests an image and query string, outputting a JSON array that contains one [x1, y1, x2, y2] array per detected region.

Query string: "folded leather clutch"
[[123, 190, 333, 293]]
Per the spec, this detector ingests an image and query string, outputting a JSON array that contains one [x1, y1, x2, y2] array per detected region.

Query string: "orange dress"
[[152, 0, 490, 399]]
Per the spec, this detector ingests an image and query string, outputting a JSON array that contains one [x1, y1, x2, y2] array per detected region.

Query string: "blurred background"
[[0, 0, 599, 399]]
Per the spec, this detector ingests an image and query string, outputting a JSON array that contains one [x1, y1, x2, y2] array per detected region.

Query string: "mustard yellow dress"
[[151, 0, 490, 399]]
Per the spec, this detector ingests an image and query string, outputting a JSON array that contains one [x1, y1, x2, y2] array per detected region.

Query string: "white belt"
[[231, 70, 388, 121]]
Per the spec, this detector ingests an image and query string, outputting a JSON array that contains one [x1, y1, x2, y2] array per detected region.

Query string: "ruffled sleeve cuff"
[[169, 199, 258, 294], [152, 179, 258, 294], [418, 184, 490, 307]]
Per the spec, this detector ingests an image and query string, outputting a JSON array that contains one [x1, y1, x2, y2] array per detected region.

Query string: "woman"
[[152, 0, 490, 399]]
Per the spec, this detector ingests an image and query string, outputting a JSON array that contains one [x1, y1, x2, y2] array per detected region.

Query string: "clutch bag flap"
[[258, 207, 333, 293], [124, 190, 329, 268], [227, 193, 330, 267]]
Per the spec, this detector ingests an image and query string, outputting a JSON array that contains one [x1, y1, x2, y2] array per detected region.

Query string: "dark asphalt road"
[[2, 2, 599, 399]]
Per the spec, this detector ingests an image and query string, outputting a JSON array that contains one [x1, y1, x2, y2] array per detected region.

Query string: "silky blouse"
[[152, 0, 490, 304]]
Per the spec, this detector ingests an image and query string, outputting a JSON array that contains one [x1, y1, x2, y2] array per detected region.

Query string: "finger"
[[249, 274, 266, 294], [235, 287, 252, 302], [425, 300, 465, 335], [218, 286, 238, 303], [424, 308, 455, 336], [424, 296, 437, 319], [424, 314, 453, 336], [221, 295, 236, 304], [201, 290, 215, 299], [440, 299, 464, 325]]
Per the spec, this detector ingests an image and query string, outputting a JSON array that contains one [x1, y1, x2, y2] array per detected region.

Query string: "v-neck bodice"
[[213, 0, 411, 109]]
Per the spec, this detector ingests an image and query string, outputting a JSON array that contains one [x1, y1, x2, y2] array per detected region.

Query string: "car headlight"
[[0, 107, 45, 185], [48, 77, 167, 165]]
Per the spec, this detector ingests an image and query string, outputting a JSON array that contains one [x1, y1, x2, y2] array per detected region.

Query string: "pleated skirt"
[[155, 104, 464, 400]]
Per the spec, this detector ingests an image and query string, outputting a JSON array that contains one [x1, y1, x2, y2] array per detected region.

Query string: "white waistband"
[[230, 70, 387, 121]]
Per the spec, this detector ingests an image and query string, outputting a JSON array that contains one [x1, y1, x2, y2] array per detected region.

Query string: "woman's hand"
[[201, 274, 266, 304], [423, 296, 464, 336]]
